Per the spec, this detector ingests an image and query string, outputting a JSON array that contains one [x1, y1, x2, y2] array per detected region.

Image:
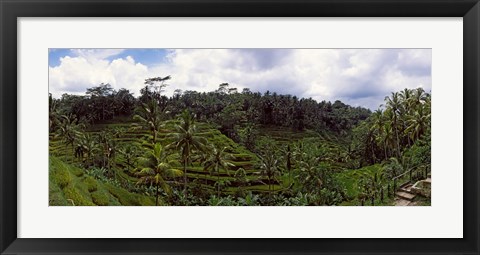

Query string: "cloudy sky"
[[49, 48, 431, 110]]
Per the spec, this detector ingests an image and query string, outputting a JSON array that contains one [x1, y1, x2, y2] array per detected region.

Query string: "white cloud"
[[70, 49, 125, 63], [49, 54, 148, 97], [49, 49, 431, 109]]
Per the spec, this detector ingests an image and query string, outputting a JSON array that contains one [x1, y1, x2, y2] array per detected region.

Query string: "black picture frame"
[[1, 0, 479, 254]]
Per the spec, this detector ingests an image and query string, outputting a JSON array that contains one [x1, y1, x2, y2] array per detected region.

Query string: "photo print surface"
[[48, 48, 431, 206]]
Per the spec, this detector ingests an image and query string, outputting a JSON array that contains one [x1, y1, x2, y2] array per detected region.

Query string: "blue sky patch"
[[48, 49, 73, 67]]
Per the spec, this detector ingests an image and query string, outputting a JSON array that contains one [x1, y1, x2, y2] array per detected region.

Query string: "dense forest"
[[49, 76, 431, 206]]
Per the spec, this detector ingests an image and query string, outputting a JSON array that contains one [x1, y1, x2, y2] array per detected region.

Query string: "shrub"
[[91, 190, 110, 206], [63, 186, 95, 206], [83, 176, 98, 192], [51, 167, 72, 189]]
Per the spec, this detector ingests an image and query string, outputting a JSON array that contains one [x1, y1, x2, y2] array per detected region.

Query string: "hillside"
[[49, 156, 155, 206]]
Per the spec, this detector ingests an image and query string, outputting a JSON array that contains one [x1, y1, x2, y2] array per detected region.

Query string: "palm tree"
[[213, 179, 232, 198], [136, 143, 183, 206], [119, 144, 138, 172], [203, 146, 235, 197], [56, 114, 83, 161], [298, 153, 324, 194], [405, 106, 430, 142], [97, 131, 111, 168], [384, 92, 402, 158], [375, 121, 394, 161], [399, 88, 412, 105], [410, 87, 427, 109], [234, 167, 249, 196], [369, 109, 388, 161], [423, 92, 431, 113], [132, 99, 164, 144], [77, 133, 99, 167], [258, 151, 281, 196], [96, 131, 117, 170], [278, 144, 293, 182], [107, 139, 118, 169], [168, 110, 207, 194]]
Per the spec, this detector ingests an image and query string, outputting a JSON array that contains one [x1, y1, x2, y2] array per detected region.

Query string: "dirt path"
[[394, 198, 417, 206]]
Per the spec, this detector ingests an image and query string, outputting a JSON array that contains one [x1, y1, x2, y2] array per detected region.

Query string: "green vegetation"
[[49, 79, 430, 206], [49, 156, 155, 206]]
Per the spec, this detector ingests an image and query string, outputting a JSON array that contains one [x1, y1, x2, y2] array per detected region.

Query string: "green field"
[[50, 119, 336, 200], [49, 156, 155, 206]]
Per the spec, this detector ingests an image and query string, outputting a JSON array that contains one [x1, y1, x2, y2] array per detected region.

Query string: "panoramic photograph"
[[49, 48, 431, 206]]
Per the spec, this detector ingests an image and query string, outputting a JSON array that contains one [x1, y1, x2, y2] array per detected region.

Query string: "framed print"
[[1, 0, 479, 254]]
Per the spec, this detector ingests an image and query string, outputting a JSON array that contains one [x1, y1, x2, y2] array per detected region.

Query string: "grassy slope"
[[51, 117, 388, 204], [49, 156, 155, 206], [97, 121, 262, 183], [50, 119, 268, 197]]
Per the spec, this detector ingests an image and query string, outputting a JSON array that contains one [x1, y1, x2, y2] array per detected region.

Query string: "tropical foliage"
[[49, 77, 431, 206]]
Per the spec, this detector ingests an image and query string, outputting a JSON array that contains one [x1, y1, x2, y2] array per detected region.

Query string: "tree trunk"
[[384, 142, 388, 160], [371, 144, 375, 164], [394, 126, 401, 159], [155, 183, 159, 206], [183, 159, 187, 195], [269, 179, 273, 201], [217, 174, 220, 197]]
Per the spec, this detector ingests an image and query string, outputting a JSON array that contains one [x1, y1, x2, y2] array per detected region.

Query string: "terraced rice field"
[[49, 120, 295, 198], [49, 156, 156, 206], [50, 117, 370, 205]]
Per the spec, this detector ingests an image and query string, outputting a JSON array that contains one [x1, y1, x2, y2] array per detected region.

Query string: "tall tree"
[[119, 144, 138, 172], [97, 131, 111, 168], [86, 83, 115, 121], [203, 146, 235, 197], [145, 76, 171, 95], [384, 92, 402, 158], [136, 143, 183, 206], [132, 99, 164, 144], [258, 151, 281, 196], [405, 105, 430, 141], [168, 110, 207, 194], [77, 133, 99, 167], [56, 114, 83, 161]]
